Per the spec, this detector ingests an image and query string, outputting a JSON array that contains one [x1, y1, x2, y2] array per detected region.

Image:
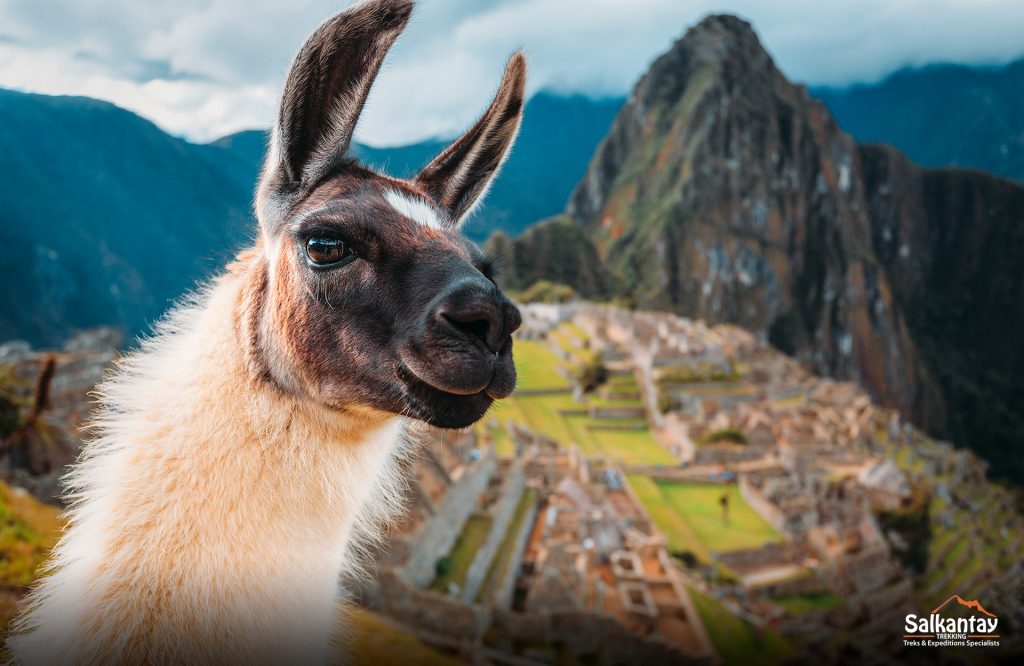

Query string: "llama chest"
[[11, 407, 408, 665]]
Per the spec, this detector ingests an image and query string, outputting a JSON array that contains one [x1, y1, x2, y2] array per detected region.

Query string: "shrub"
[[697, 428, 748, 446], [875, 481, 932, 574], [518, 280, 577, 304], [675, 550, 699, 569], [435, 556, 453, 579], [0, 396, 19, 440], [572, 352, 608, 393]]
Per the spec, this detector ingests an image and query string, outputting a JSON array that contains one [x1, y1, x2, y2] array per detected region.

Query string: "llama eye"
[[305, 237, 355, 266]]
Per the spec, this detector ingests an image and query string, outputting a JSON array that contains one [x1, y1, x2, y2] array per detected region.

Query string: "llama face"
[[251, 0, 524, 429]]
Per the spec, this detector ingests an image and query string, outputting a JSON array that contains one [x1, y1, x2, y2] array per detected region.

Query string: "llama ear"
[[414, 52, 527, 226], [272, 0, 413, 187]]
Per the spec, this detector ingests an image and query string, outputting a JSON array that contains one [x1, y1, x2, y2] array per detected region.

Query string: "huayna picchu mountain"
[[505, 15, 1024, 481]]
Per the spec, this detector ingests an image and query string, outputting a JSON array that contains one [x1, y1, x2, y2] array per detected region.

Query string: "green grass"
[[627, 474, 709, 560], [606, 373, 639, 388], [658, 483, 780, 552], [429, 515, 493, 594], [627, 476, 780, 556], [477, 489, 537, 603], [490, 422, 515, 458], [588, 395, 644, 409], [688, 585, 795, 665], [491, 336, 676, 466], [560, 322, 589, 343], [514, 393, 580, 443], [591, 429, 677, 466], [513, 339, 571, 391], [0, 480, 64, 630], [773, 592, 844, 615]]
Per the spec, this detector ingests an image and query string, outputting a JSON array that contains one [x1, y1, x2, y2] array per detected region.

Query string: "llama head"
[[252, 0, 523, 429]]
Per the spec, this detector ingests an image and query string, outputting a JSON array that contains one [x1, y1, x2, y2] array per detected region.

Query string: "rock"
[[0, 327, 121, 503]]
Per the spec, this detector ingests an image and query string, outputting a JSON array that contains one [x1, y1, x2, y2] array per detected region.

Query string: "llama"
[[8, 1, 524, 663]]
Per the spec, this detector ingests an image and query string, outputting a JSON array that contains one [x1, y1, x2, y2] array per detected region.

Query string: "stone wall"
[[693, 444, 769, 466], [489, 608, 710, 665], [462, 461, 526, 601], [717, 542, 795, 573], [494, 501, 539, 609], [739, 472, 791, 539], [400, 449, 497, 587], [366, 570, 489, 644]]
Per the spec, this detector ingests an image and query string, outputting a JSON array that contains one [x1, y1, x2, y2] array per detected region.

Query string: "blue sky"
[[1, 0, 1022, 145]]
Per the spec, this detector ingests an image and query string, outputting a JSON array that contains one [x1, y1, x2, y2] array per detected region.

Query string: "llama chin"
[[8, 1, 526, 663]]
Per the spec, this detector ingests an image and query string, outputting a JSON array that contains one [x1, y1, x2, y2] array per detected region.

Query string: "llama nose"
[[437, 279, 520, 353]]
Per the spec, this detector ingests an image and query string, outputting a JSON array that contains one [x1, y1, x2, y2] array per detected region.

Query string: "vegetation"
[[518, 280, 578, 304], [687, 585, 794, 665], [696, 428, 748, 446], [627, 476, 780, 555], [511, 340, 571, 392], [658, 483, 779, 552], [656, 362, 739, 385], [569, 351, 607, 392], [772, 592, 844, 616], [874, 481, 932, 574], [429, 515, 493, 594], [627, 475, 709, 560], [348, 607, 457, 666], [587, 429, 676, 466], [0, 480, 64, 630], [0, 395, 19, 440], [0, 366, 25, 439], [486, 340, 675, 466]]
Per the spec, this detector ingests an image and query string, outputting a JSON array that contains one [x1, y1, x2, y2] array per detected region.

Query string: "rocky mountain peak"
[[560, 14, 1024, 481]]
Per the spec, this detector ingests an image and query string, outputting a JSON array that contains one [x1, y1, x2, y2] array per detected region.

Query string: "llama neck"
[[13, 261, 407, 664]]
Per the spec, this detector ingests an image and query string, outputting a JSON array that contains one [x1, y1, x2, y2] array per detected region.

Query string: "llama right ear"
[[414, 53, 527, 226], [270, 0, 413, 187]]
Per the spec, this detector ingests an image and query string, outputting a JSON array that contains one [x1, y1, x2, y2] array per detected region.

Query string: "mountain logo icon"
[[904, 593, 1000, 644], [931, 595, 997, 618]]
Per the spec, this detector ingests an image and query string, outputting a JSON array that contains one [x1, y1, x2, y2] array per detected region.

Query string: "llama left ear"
[[415, 53, 527, 226], [272, 0, 413, 188]]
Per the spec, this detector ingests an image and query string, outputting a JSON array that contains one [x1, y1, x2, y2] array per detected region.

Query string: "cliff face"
[[859, 145, 1024, 476], [563, 15, 1024, 480]]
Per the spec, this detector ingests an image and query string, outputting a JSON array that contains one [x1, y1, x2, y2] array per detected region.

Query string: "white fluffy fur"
[[384, 189, 443, 230], [7, 266, 411, 665]]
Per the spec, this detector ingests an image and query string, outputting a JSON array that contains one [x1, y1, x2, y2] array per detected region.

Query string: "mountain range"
[[814, 57, 1024, 182], [0, 90, 620, 346]]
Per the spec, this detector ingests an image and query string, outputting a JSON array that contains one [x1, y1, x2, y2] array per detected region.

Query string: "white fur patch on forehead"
[[384, 189, 443, 231]]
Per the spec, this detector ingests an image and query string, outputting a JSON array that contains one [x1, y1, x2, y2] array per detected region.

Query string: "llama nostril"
[[444, 315, 491, 348]]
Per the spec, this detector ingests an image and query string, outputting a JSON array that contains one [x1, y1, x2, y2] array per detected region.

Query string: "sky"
[[0, 0, 1022, 146]]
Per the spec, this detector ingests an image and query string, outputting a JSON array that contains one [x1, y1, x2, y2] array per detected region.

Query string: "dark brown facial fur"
[[263, 174, 520, 428], [248, 1, 526, 429]]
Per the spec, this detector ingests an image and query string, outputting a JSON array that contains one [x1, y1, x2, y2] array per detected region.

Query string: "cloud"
[[0, 0, 1022, 145]]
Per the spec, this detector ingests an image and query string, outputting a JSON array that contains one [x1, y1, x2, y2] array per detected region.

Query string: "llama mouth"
[[397, 336, 515, 401], [395, 359, 503, 429]]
